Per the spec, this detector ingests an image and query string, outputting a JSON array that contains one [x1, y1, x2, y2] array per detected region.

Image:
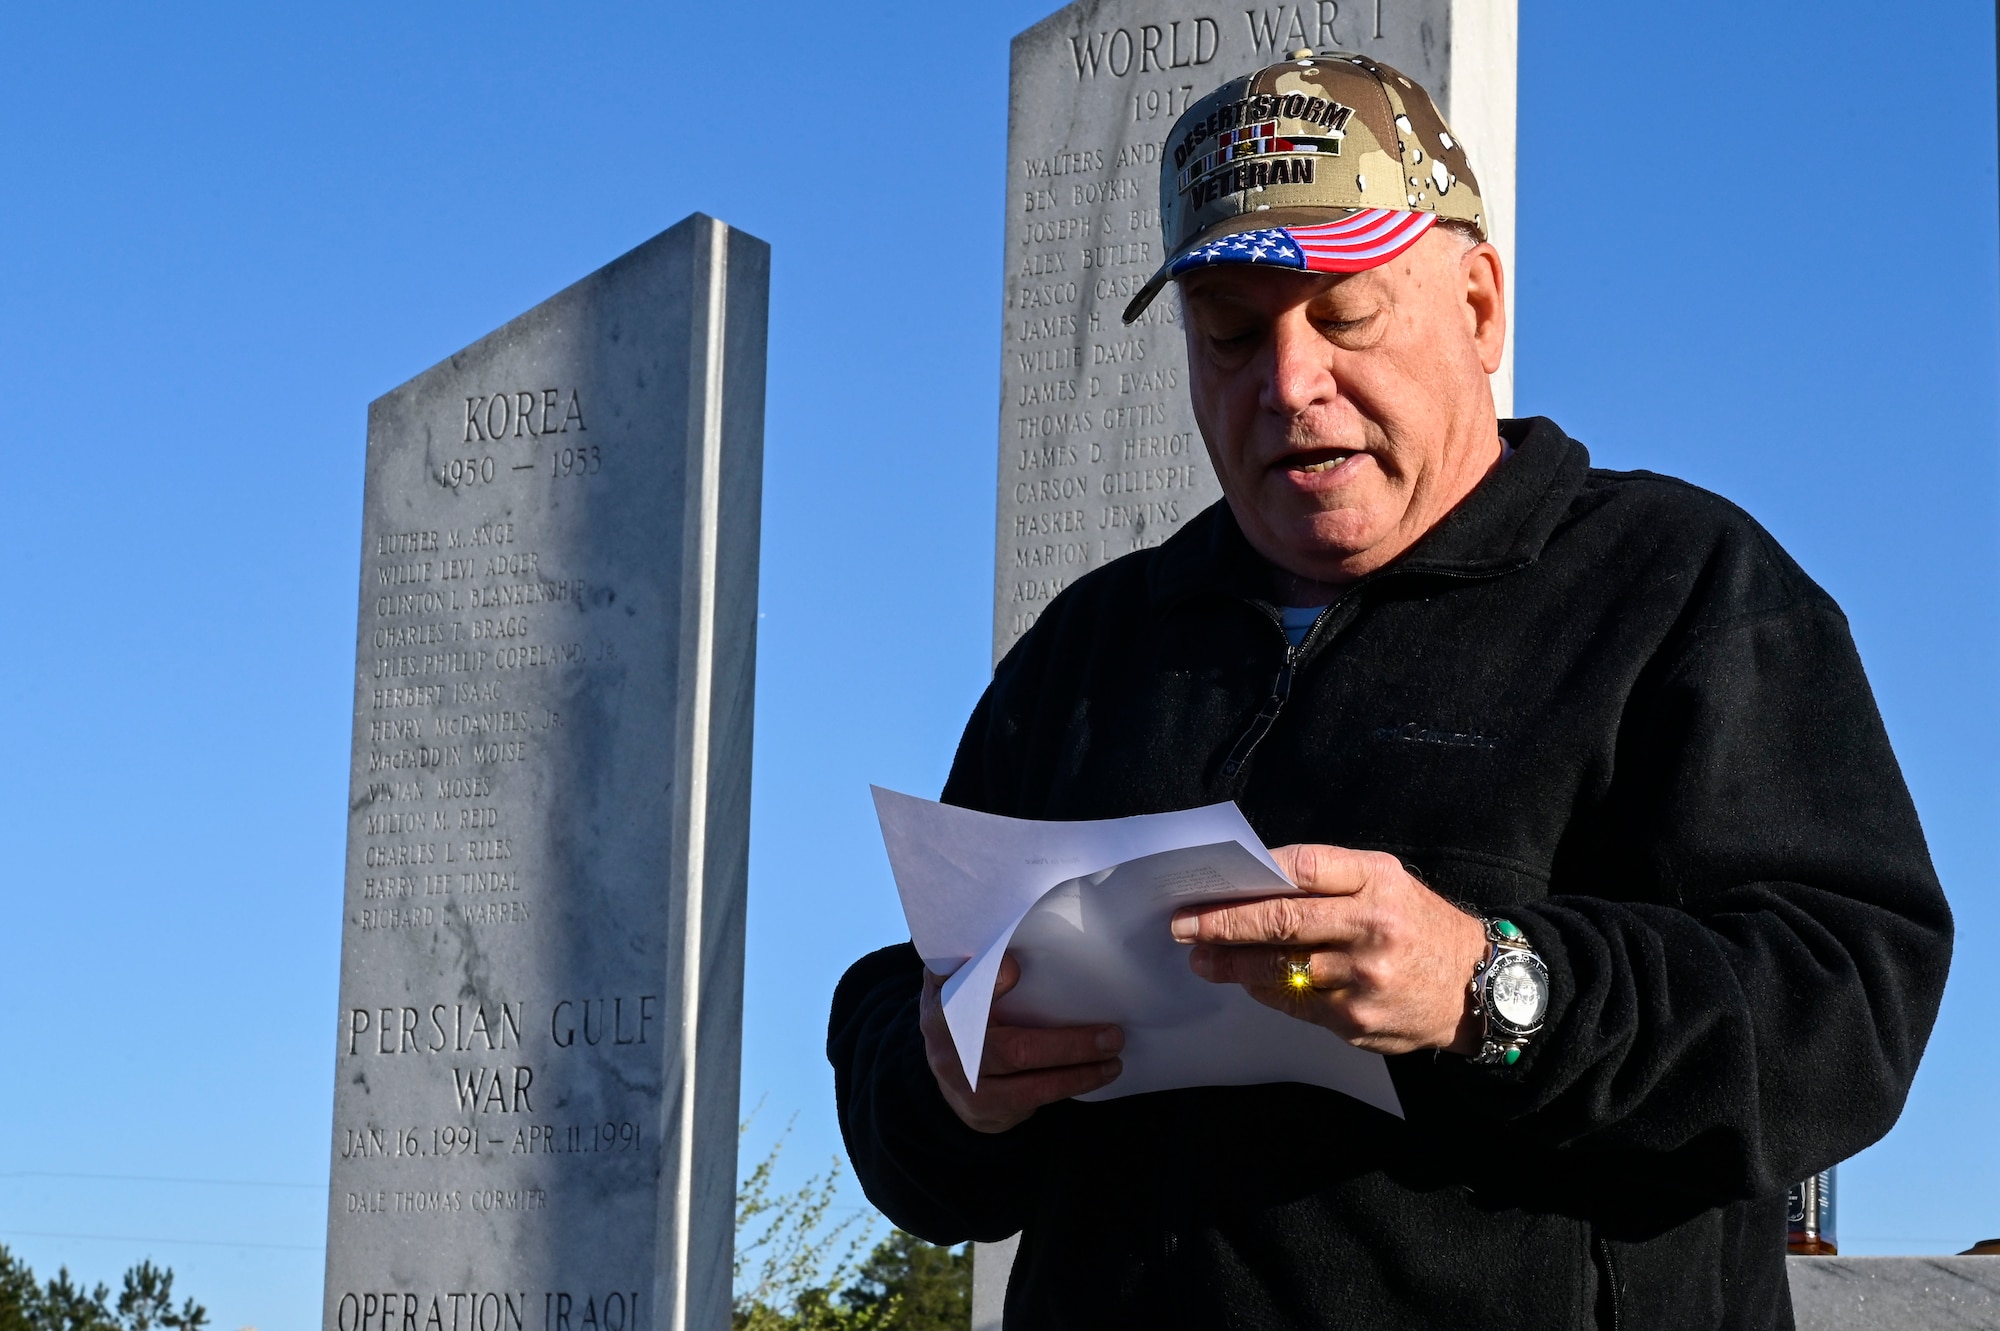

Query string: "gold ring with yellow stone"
[[1284, 954, 1316, 994]]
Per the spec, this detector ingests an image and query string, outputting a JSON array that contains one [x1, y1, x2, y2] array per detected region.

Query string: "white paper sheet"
[[870, 788, 1403, 1117]]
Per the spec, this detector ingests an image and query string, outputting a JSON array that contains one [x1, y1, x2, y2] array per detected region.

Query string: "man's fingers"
[[1187, 943, 1355, 991], [919, 962, 1126, 1131], [1272, 843, 1389, 896], [1167, 845, 1406, 943], [1170, 893, 1360, 946], [982, 1023, 1124, 1077], [977, 1058, 1123, 1109]]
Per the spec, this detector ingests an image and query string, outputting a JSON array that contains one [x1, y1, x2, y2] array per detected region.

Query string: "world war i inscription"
[[325, 215, 768, 1331], [994, 0, 1515, 660]]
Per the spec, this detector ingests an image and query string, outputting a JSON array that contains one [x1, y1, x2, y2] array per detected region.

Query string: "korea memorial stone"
[[994, 0, 1516, 659], [324, 214, 768, 1331]]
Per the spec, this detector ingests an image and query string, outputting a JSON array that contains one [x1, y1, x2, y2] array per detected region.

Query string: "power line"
[[0, 1228, 319, 1254], [0, 1171, 322, 1191]]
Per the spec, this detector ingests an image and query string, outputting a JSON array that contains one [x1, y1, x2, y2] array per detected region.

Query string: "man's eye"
[[1321, 318, 1384, 348], [1315, 307, 1378, 336]]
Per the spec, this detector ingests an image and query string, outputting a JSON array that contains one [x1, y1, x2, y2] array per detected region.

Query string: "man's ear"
[[1463, 243, 1507, 376]]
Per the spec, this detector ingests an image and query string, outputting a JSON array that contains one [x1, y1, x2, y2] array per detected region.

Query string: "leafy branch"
[[0, 1250, 207, 1331], [733, 1118, 969, 1331]]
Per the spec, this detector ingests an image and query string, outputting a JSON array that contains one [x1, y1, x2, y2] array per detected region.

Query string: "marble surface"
[[971, 1235, 1018, 1331], [323, 213, 767, 1331], [1790, 1256, 2000, 1330]]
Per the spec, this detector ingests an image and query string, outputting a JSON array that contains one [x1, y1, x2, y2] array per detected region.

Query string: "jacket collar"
[[1146, 416, 1590, 607]]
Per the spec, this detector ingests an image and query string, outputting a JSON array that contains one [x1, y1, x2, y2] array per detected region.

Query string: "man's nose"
[[1261, 310, 1338, 417]]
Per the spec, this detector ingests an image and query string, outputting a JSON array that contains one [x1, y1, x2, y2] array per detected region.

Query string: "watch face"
[[1490, 957, 1548, 1029]]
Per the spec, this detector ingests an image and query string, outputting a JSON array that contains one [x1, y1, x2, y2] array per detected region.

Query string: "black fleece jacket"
[[828, 418, 1953, 1330]]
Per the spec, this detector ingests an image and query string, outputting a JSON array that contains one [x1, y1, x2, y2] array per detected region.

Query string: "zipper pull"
[[1220, 652, 1297, 782]]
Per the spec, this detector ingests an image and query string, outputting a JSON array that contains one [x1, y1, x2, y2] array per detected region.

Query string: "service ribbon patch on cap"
[[1122, 53, 1486, 323]]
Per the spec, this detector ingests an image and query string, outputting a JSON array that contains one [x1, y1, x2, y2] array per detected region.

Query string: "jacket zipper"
[[1593, 1234, 1621, 1331], [1218, 602, 1338, 782], [1215, 563, 1511, 784]]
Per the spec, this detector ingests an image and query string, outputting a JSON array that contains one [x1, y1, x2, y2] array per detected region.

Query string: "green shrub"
[[733, 1125, 969, 1331], [0, 1250, 206, 1331]]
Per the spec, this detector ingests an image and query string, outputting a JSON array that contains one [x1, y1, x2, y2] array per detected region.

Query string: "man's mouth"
[[1284, 450, 1359, 475]]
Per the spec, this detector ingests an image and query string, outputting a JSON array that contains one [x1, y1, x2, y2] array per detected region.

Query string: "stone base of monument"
[[970, 1235, 1016, 1331], [1787, 1257, 2000, 1330]]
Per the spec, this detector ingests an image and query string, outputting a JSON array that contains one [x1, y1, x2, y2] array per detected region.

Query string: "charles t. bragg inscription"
[[995, 0, 1453, 655]]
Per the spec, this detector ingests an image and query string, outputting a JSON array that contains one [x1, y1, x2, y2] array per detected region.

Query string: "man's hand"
[[1170, 844, 1488, 1055], [919, 953, 1123, 1134]]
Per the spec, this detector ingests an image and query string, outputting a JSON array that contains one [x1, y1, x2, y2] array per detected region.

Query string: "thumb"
[[1271, 843, 1371, 896], [994, 951, 1022, 999]]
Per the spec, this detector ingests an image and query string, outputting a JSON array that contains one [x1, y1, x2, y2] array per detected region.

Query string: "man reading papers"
[[828, 52, 1951, 1329], [869, 789, 1401, 1115]]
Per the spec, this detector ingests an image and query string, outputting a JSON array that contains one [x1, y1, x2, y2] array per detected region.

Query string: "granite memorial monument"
[[324, 213, 768, 1331]]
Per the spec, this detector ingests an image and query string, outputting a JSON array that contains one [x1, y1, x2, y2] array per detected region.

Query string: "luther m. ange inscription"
[[994, 0, 1516, 660], [325, 213, 768, 1331]]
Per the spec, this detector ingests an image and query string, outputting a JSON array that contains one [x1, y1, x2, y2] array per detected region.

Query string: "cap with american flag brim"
[[1121, 51, 1485, 324]]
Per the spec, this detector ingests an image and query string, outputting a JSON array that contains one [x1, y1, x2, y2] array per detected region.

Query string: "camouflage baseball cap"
[[1122, 50, 1485, 323]]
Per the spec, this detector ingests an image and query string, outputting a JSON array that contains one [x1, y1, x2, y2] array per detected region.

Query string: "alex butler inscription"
[[325, 215, 768, 1331], [995, 0, 1460, 658]]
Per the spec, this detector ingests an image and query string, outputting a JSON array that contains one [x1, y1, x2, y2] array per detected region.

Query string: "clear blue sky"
[[1, 2, 1994, 1327]]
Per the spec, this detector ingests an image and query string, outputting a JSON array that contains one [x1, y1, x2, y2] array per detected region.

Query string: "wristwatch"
[[1468, 917, 1549, 1066]]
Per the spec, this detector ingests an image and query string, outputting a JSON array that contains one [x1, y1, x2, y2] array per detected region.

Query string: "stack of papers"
[[871, 788, 1402, 1117]]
